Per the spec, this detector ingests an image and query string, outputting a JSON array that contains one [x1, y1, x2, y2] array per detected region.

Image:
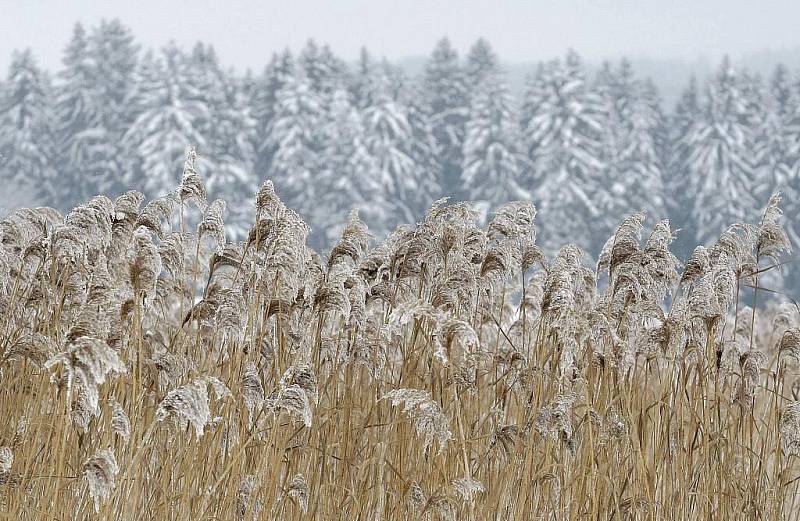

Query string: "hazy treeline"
[[0, 19, 798, 289]]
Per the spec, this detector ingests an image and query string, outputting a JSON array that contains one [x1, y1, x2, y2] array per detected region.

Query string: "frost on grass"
[[781, 401, 800, 456], [0, 447, 12, 474], [262, 363, 318, 428], [452, 477, 484, 503], [236, 474, 263, 521], [241, 361, 265, 427], [536, 393, 577, 451], [287, 473, 309, 513], [382, 389, 452, 454], [279, 363, 319, 405], [109, 398, 131, 442], [264, 384, 313, 428], [0, 145, 797, 521], [44, 336, 126, 415], [84, 447, 119, 513], [155, 377, 231, 438]]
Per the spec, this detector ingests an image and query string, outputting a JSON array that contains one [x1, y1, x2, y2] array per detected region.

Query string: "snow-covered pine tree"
[[593, 60, 627, 221], [90, 19, 139, 130], [519, 63, 547, 141], [755, 65, 799, 191], [86, 19, 139, 196], [187, 43, 227, 132], [462, 74, 527, 221], [298, 41, 354, 241], [625, 79, 669, 216], [239, 68, 258, 101], [465, 38, 499, 94], [403, 74, 442, 202], [521, 51, 607, 254], [665, 76, 701, 257], [784, 165, 800, 294], [263, 69, 324, 221], [55, 23, 98, 207], [761, 66, 800, 291], [56, 20, 139, 206], [595, 60, 667, 225], [188, 43, 258, 240], [740, 70, 767, 131], [380, 59, 409, 102], [0, 49, 57, 208], [124, 45, 210, 199], [211, 87, 257, 240], [351, 47, 376, 110], [671, 77, 700, 145], [363, 71, 433, 227], [740, 69, 770, 201], [56, 23, 94, 140], [423, 38, 469, 201], [252, 50, 294, 179], [299, 39, 348, 98], [315, 88, 383, 245], [674, 57, 758, 248]]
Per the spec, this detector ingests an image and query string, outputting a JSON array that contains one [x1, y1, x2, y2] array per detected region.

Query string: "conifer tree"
[[206, 69, 258, 240], [521, 51, 607, 253], [674, 57, 758, 247], [755, 65, 800, 190], [596, 60, 667, 224], [351, 47, 376, 109], [465, 38, 499, 92], [423, 38, 469, 200], [55, 23, 99, 206], [263, 70, 323, 219], [363, 72, 431, 226], [315, 88, 383, 244], [56, 19, 139, 205], [299, 39, 348, 97], [760, 66, 800, 291], [252, 50, 294, 178], [0, 50, 57, 208], [124, 46, 210, 198], [56, 23, 94, 140], [519, 64, 547, 139], [666, 76, 701, 257], [462, 75, 527, 220]]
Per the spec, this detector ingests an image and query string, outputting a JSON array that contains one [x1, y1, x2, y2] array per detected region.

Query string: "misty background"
[[4, 0, 800, 107]]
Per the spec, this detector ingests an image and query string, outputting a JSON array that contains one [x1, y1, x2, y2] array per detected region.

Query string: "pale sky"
[[1, 0, 799, 74]]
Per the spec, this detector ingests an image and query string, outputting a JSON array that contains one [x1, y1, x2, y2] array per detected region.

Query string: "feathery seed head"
[[198, 199, 227, 249], [178, 146, 207, 210], [452, 477, 484, 503], [287, 473, 309, 513], [109, 398, 131, 442], [382, 388, 452, 454], [83, 447, 119, 513], [757, 192, 791, 262], [0, 447, 12, 474], [264, 384, 313, 428], [154, 377, 231, 438], [781, 401, 800, 456], [130, 226, 162, 296], [45, 336, 126, 414]]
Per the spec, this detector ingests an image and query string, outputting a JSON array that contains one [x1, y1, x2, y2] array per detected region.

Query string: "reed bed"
[[0, 152, 799, 520]]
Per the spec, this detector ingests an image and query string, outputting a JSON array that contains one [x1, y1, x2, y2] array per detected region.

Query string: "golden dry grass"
[[0, 159, 799, 520]]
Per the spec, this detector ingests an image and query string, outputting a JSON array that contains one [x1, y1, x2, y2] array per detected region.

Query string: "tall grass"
[[0, 152, 799, 520]]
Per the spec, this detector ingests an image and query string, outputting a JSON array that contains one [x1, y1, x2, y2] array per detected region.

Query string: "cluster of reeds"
[[0, 150, 799, 520]]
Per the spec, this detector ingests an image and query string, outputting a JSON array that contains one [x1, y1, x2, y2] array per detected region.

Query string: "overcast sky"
[[1, 0, 799, 73]]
